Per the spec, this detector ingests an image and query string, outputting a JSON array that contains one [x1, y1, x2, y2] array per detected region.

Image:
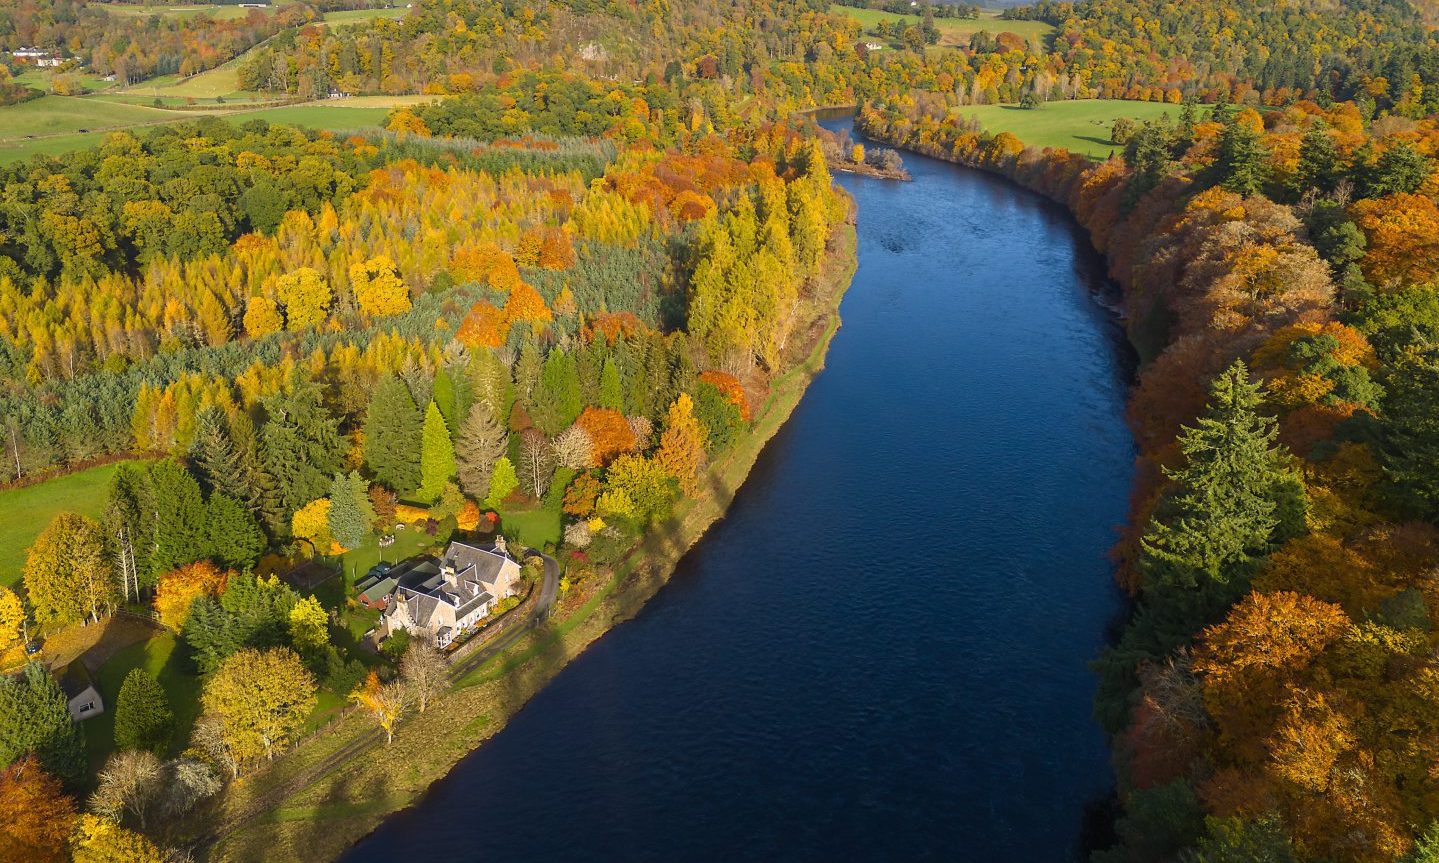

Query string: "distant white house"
[[382, 539, 522, 649], [11, 48, 62, 68]]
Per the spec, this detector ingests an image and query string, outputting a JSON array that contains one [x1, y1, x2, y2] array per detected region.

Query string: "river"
[[340, 121, 1136, 862]]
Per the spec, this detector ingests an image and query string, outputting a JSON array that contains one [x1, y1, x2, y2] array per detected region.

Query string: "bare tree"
[[158, 757, 222, 819], [91, 750, 164, 829], [400, 640, 448, 714], [191, 715, 239, 780], [552, 424, 594, 470], [518, 428, 555, 498]]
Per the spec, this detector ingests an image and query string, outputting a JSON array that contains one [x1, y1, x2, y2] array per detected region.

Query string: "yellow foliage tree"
[[200, 647, 316, 765], [291, 498, 332, 545], [0, 587, 24, 654], [242, 296, 283, 338], [350, 255, 412, 318], [350, 670, 409, 745], [287, 596, 329, 655], [275, 267, 332, 331], [655, 393, 708, 494], [71, 814, 165, 863]]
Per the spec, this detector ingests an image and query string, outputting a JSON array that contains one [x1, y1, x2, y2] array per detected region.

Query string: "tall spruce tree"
[[147, 459, 208, 580], [1296, 122, 1341, 195], [531, 351, 582, 436], [599, 356, 623, 411], [189, 407, 243, 502], [417, 402, 457, 503], [455, 401, 507, 498], [362, 376, 422, 492], [1213, 115, 1269, 197], [113, 669, 173, 754], [260, 382, 342, 522], [1379, 349, 1439, 518], [204, 493, 265, 569], [327, 472, 375, 549], [0, 663, 84, 780], [1140, 361, 1306, 591]]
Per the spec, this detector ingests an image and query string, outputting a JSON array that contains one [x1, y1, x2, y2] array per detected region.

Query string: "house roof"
[[386, 540, 515, 630], [58, 663, 96, 700], [360, 576, 397, 602]]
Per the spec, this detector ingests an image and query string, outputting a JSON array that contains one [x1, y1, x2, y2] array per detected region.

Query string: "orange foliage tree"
[[0, 757, 76, 863], [575, 407, 636, 466], [153, 561, 231, 630]]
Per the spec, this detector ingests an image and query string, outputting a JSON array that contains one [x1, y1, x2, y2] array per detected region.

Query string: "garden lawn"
[[954, 99, 1186, 159], [86, 633, 201, 774], [831, 6, 1053, 48], [498, 506, 562, 550], [0, 460, 145, 588]]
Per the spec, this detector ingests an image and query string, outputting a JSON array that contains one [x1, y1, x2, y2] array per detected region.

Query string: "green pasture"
[[954, 99, 1183, 159], [832, 5, 1053, 48], [0, 461, 144, 588]]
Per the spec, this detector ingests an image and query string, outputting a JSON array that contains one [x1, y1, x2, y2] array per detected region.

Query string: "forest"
[[11, 0, 1439, 858], [858, 43, 1439, 863]]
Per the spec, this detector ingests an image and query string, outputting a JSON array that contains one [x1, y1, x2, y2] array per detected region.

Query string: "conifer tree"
[[599, 356, 623, 411], [260, 382, 342, 521], [1214, 115, 1269, 196], [189, 407, 242, 501], [485, 456, 518, 509], [656, 394, 708, 494], [1140, 361, 1305, 591], [1296, 122, 1340, 195], [1379, 349, 1439, 518], [418, 402, 456, 503], [362, 376, 422, 492], [113, 669, 173, 754], [147, 459, 208, 578], [204, 493, 265, 569], [0, 663, 85, 780], [531, 350, 582, 435], [327, 471, 375, 549], [455, 401, 507, 498], [514, 338, 543, 406]]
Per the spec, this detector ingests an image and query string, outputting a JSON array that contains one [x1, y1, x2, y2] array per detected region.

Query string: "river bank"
[[188, 209, 862, 863], [339, 119, 1132, 862]]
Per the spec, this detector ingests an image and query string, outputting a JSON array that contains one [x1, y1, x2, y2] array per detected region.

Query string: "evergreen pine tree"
[[0, 663, 85, 780], [485, 456, 518, 509], [204, 493, 266, 569], [113, 669, 173, 754], [1380, 349, 1439, 518], [418, 402, 457, 503], [599, 356, 623, 411], [189, 407, 242, 502], [147, 459, 208, 580], [260, 382, 342, 520], [1140, 361, 1305, 591], [1296, 122, 1340, 195], [362, 376, 422, 493], [531, 351, 582, 436], [1213, 115, 1269, 197], [455, 401, 507, 498], [514, 338, 543, 408], [327, 472, 375, 549]]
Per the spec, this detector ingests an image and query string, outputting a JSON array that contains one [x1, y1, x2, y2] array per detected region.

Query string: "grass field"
[[497, 506, 562, 550], [831, 5, 1053, 48], [0, 97, 408, 163], [322, 7, 407, 23], [0, 95, 181, 139], [954, 99, 1184, 159], [92, 2, 275, 19], [0, 461, 144, 588], [86, 633, 202, 772]]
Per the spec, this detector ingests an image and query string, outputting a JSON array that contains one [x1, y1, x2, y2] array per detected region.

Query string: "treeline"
[[861, 87, 1439, 862], [0, 0, 311, 84]]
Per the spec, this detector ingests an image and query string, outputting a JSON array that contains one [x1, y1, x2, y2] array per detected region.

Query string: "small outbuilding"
[[58, 663, 103, 722]]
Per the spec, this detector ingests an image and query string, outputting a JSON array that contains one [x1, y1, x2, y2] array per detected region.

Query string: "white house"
[[382, 539, 521, 648], [59, 663, 103, 722], [11, 48, 62, 68]]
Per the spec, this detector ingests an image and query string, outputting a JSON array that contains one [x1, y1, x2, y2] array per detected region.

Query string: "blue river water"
[[340, 122, 1136, 862]]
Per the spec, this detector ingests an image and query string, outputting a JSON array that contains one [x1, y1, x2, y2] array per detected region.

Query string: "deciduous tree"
[[200, 647, 316, 765], [24, 512, 116, 626]]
